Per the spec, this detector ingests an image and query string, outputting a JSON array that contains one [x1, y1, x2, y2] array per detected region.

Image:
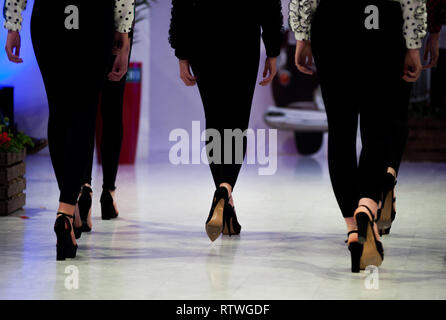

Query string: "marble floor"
[[1, 152, 446, 300]]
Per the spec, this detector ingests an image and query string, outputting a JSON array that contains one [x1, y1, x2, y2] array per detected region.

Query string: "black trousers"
[[311, 0, 412, 217], [190, 43, 260, 189], [83, 35, 134, 192], [31, 0, 115, 205]]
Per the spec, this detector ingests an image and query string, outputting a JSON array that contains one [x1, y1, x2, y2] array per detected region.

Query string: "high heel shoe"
[[377, 173, 396, 235], [73, 211, 82, 240], [78, 185, 93, 232], [100, 189, 118, 220], [54, 213, 78, 261], [222, 203, 242, 236], [205, 186, 229, 241], [355, 205, 384, 269], [347, 230, 363, 273]]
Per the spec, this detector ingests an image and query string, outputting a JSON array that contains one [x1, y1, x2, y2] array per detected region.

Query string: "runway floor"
[[1, 153, 446, 299]]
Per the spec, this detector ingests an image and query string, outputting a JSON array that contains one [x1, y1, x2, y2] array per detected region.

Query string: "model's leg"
[[31, 0, 115, 259], [311, 1, 360, 233], [99, 55, 126, 220]]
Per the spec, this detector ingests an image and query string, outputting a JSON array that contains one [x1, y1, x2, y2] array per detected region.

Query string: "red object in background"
[[96, 62, 142, 164]]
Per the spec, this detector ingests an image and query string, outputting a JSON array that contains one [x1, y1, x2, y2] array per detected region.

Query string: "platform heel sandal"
[[205, 187, 229, 241], [54, 213, 78, 261], [355, 205, 384, 269]]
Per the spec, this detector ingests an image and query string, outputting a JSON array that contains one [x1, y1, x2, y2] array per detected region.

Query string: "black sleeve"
[[168, 0, 193, 60], [260, 0, 284, 58]]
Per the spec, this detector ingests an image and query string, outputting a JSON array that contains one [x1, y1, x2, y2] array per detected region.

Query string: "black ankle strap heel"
[[54, 212, 78, 261]]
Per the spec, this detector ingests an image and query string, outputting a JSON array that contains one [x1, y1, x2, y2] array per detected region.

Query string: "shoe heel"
[[224, 209, 232, 237], [78, 188, 92, 232], [349, 242, 362, 273], [56, 244, 66, 261], [101, 202, 110, 220], [101, 201, 114, 220], [54, 220, 67, 261], [356, 212, 370, 244]]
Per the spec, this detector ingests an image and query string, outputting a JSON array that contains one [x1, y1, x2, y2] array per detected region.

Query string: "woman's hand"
[[403, 49, 423, 82], [179, 59, 196, 86], [108, 32, 131, 82], [295, 40, 313, 75], [5, 30, 23, 63], [260, 57, 277, 86], [423, 32, 440, 69]]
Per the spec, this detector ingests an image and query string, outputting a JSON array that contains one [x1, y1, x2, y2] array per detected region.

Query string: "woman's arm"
[[400, 1, 427, 81], [423, 0, 446, 68], [401, 0, 427, 49], [4, 0, 27, 63], [114, 0, 135, 33], [168, 0, 193, 61], [109, 0, 135, 81], [289, 0, 318, 41], [3, 0, 27, 31], [260, 0, 284, 58]]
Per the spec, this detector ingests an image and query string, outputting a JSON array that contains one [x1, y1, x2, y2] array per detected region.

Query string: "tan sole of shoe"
[[377, 191, 393, 230], [206, 199, 224, 241], [360, 223, 383, 270]]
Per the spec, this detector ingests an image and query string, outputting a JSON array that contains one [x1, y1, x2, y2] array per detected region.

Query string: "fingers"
[[5, 44, 23, 63], [402, 74, 416, 82], [424, 60, 436, 70], [179, 60, 196, 86], [295, 53, 313, 75], [260, 61, 277, 86], [180, 71, 197, 86], [403, 65, 421, 82], [297, 57, 314, 75], [107, 55, 128, 82]]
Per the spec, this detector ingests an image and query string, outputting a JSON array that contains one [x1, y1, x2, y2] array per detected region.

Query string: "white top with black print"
[[289, 0, 427, 49], [3, 0, 135, 33]]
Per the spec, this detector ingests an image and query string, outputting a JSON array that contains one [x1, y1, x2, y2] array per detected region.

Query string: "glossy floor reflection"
[[1, 153, 446, 299]]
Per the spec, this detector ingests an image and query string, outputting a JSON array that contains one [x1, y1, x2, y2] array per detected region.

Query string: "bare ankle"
[[219, 183, 232, 198], [387, 167, 397, 178]]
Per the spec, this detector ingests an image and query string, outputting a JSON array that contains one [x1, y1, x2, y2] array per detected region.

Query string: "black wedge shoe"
[[222, 203, 242, 236], [100, 189, 118, 220], [355, 205, 384, 269], [347, 231, 363, 273], [377, 173, 397, 235], [54, 213, 78, 261], [205, 186, 229, 241], [78, 185, 93, 232]]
